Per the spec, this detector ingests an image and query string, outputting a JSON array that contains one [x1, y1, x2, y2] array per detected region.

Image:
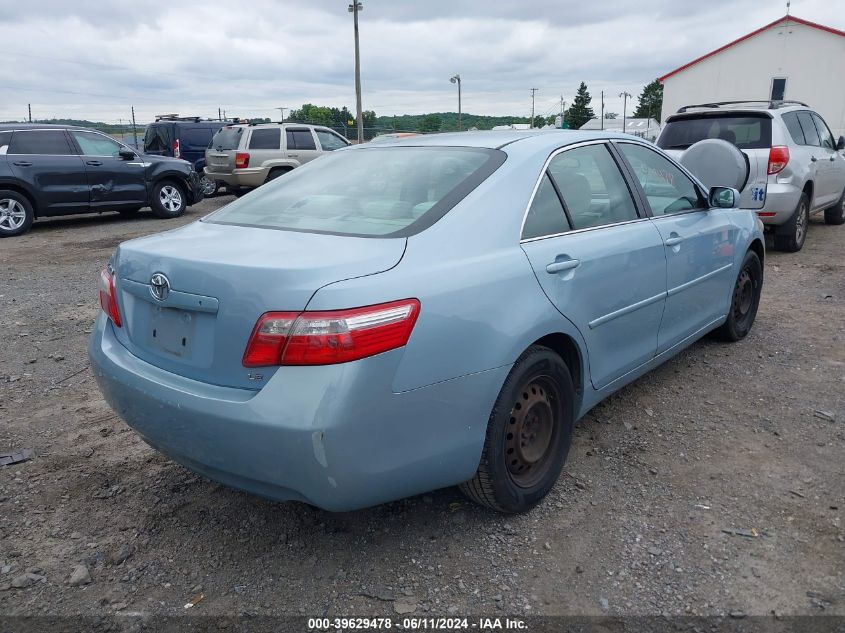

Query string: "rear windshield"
[[658, 114, 772, 150], [210, 126, 244, 150], [143, 125, 171, 153], [206, 146, 505, 237]]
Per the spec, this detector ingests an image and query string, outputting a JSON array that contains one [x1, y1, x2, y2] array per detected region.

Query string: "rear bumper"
[[203, 167, 266, 189], [750, 182, 802, 226], [88, 315, 505, 511]]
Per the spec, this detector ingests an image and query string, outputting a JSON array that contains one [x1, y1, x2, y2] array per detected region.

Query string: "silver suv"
[[204, 122, 350, 194], [658, 101, 845, 252]]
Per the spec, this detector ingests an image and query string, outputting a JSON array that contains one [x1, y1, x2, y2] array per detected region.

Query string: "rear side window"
[[210, 127, 244, 150], [658, 115, 772, 150], [547, 144, 638, 229], [315, 130, 348, 151], [797, 112, 820, 146], [143, 125, 171, 153], [618, 143, 704, 216], [8, 130, 73, 155], [286, 129, 316, 151], [207, 147, 504, 237], [522, 174, 570, 239], [781, 112, 805, 144], [0, 131, 11, 154], [181, 128, 215, 149], [812, 114, 835, 150], [249, 128, 281, 150]]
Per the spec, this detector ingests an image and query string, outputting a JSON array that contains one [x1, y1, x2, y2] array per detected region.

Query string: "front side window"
[[286, 129, 317, 151], [522, 173, 569, 239], [797, 112, 820, 147], [315, 130, 348, 151], [248, 128, 281, 150], [8, 130, 73, 155], [547, 143, 638, 230], [781, 112, 805, 145], [207, 146, 503, 237], [71, 131, 123, 157], [618, 143, 703, 216], [811, 114, 835, 150]]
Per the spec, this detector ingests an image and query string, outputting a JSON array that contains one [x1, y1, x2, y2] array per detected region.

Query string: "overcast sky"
[[2, 0, 843, 125]]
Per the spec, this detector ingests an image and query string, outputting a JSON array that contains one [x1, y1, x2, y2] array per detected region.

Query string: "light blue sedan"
[[89, 130, 764, 513]]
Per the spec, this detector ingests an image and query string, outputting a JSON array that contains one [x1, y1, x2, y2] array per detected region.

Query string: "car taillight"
[[243, 299, 420, 367], [173, 138, 181, 159], [767, 146, 789, 175], [235, 152, 250, 168], [98, 267, 122, 327]]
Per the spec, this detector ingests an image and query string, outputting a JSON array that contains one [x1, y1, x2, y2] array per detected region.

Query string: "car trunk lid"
[[111, 221, 406, 389]]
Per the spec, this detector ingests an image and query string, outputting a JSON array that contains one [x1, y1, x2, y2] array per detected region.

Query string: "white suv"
[[658, 101, 845, 252]]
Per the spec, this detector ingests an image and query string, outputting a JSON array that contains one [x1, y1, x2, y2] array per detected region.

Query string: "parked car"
[[144, 116, 232, 197], [90, 130, 764, 513], [658, 100, 845, 252], [204, 122, 350, 195], [0, 124, 203, 238]]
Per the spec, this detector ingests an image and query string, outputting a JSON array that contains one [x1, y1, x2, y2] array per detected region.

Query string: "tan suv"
[[204, 123, 350, 194]]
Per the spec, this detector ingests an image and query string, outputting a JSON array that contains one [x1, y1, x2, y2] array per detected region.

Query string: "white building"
[[659, 15, 845, 136], [579, 117, 660, 142]]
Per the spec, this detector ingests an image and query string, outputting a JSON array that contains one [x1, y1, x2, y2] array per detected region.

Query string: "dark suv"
[[144, 116, 233, 196], [0, 124, 203, 237]]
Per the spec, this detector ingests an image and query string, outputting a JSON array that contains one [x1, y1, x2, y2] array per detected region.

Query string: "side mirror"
[[119, 148, 136, 160], [709, 186, 740, 209], [837, 136, 845, 151]]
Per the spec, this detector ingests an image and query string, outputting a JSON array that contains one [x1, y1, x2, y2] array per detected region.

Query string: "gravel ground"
[[0, 198, 843, 623]]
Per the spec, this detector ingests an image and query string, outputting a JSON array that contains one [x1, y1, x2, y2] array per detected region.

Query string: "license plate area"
[[148, 306, 196, 359]]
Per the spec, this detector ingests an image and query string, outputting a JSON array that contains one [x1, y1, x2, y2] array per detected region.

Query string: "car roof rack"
[[676, 100, 809, 113], [154, 114, 235, 123]]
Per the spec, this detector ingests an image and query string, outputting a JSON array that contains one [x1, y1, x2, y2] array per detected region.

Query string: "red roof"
[[659, 15, 845, 82]]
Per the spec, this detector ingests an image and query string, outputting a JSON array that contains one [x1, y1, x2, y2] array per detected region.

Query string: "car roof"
[[0, 123, 90, 132], [351, 129, 636, 151]]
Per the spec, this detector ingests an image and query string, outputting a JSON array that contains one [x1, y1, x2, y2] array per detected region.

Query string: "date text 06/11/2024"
[[307, 617, 529, 630]]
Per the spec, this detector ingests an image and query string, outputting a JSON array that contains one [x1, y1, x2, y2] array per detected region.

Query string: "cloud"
[[1, 0, 842, 123]]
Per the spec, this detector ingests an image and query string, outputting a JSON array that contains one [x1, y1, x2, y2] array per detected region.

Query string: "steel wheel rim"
[[505, 376, 560, 488], [159, 185, 182, 212], [733, 268, 754, 320], [0, 198, 26, 231], [200, 176, 216, 196], [795, 202, 807, 243]]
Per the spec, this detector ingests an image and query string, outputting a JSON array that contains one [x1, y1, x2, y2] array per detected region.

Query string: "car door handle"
[[287, 153, 299, 158], [12, 161, 32, 167], [85, 160, 103, 166], [546, 259, 580, 274], [664, 236, 684, 246]]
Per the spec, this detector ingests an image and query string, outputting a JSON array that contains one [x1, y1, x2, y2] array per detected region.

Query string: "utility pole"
[[28, 103, 32, 123], [559, 95, 566, 129], [349, 2, 364, 143], [450, 74, 462, 131], [218, 107, 222, 121], [600, 91, 605, 130], [619, 91, 632, 134], [530, 88, 538, 128], [131, 106, 138, 149], [277, 107, 288, 122]]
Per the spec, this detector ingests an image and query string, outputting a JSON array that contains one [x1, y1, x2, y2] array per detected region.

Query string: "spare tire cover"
[[679, 139, 748, 191]]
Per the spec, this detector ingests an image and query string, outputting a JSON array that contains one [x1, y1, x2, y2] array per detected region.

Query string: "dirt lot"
[[0, 198, 843, 624]]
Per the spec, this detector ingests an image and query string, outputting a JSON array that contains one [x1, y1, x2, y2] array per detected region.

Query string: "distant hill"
[[0, 118, 137, 133]]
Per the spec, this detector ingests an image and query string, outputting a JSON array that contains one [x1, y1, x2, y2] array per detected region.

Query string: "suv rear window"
[[658, 114, 772, 150], [210, 127, 244, 150], [144, 125, 171, 153], [206, 147, 505, 237]]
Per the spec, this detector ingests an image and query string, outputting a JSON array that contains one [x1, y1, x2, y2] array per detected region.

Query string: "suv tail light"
[[767, 145, 789, 175], [98, 267, 122, 327], [173, 138, 181, 159], [243, 299, 420, 367], [235, 152, 250, 168]]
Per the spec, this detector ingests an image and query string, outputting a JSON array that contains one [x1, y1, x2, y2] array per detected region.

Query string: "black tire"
[[459, 345, 574, 513], [199, 175, 219, 198], [265, 167, 291, 184], [118, 207, 142, 216], [0, 189, 34, 238], [231, 187, 249, 198], [150, 180, 187, 219], [824, 188, 845, 225], [773, 193, 809, 252], [713, 250, 763, 342]]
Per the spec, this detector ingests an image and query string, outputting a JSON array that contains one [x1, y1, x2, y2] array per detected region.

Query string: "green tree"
[[418, 114, 442, 133], [567, 82, 595, 130], [632, 79, 664, 123]]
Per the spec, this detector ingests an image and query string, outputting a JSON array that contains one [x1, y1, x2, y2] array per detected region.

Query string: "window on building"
[[770, 78, 787, 102]]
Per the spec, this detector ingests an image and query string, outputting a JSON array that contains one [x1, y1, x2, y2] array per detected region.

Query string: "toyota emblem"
[[149, 273, 170, 301]]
